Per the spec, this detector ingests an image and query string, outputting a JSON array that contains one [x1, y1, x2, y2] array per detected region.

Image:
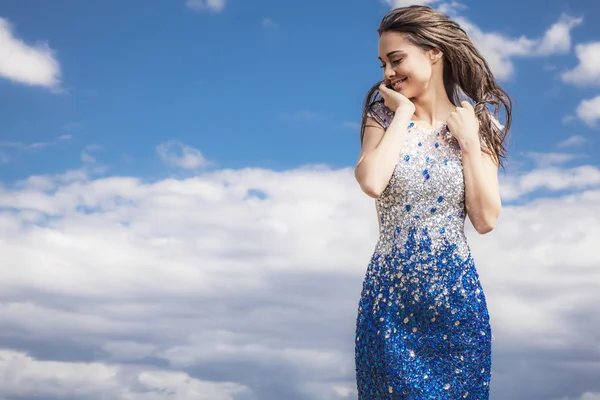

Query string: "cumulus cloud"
[[0, 17, 61, 90], [575, 95, 600, 127], [262, 18, 276, 28], [0, 158, 599, 399], [279, 110, 320, 122], [455, 14, 582, 80], [556, 393, 600, 400], [499, 164, 600, 201], [384, 0, 439, 7], [562, 42, 600, 87], [384, 0, 465, 15], [0, 350, 249, 400], [0, 134, 72, 163], [557, 135, 587, 148], [525, 152, 586, 168], [186, 0, 225, 13], [156, 140, 210, 169]]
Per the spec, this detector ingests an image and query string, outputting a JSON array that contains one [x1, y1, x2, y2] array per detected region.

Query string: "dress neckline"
[[408, 121, 449, 133]]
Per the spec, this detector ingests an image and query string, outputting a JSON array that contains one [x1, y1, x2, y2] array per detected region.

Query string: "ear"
[[429, 48, 443, 63]]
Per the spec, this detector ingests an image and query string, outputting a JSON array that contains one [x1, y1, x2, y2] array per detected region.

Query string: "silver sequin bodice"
[[369, 102, 470, 261]]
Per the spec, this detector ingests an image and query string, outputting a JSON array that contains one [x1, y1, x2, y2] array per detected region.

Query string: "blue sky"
[[1, 0, 599, 181], [1, 1, 600, 400]]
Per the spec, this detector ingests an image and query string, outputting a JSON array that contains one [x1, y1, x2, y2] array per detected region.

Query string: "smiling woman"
[[353, 5, 513, 400]]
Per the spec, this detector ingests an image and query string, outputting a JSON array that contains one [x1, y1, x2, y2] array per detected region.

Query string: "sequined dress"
[[355, 101, 492, 399]]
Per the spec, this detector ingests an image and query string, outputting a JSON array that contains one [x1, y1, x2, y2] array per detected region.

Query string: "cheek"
[[402, 60, 431, 82]]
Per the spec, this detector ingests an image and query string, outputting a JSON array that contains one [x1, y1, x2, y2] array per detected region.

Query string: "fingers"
[[460, 100, 474, 111]]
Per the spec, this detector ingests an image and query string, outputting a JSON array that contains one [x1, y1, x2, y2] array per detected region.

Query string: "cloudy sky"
[[1, 0, 599, 399]]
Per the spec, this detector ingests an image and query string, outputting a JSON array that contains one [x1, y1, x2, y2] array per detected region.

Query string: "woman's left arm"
[[459, 138, 501, 234], [447, 101, 502, 235]]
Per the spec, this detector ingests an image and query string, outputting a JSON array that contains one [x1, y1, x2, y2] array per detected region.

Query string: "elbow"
[[475, 221, 495, 235], [354, 168, 383, 198], [475, 205, 501, 235], [360, 182, 383, 199]]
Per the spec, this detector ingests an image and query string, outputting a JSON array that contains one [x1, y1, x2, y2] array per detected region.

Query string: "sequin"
[[357, 102, 492, 399]]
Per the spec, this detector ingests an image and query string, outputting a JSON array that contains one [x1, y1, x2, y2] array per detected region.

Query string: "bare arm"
[[354, 109, 413, 198], [460, 138, 502, 234]]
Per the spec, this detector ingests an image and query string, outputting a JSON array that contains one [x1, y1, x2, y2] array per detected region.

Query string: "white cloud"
[[382, 0, 465, 16], [0, 161, 599, 399], [555, 393, 600, 400], [341, 121, 360, 130], [562, 42, 600, 87], [262, 18, 276, 28], [81, 144, 103, 164], [0, 134, 71, 151], [279, 110, 320, 122], [575, 95, 600, 127], [0, 349, 248, 400], [526, 152, 585, 168], [455, 14, 582, 80], [557, 135, 588, 148], [186, 0, 225, 12], [0, 18, 61, 90], [156, 140, 210, 169], [81, 151, 96, 164], [384, 0, 439, 7], [500, 165, 600, 201]]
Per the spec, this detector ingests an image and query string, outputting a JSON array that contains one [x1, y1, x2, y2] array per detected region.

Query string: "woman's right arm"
[[354, 109, 413, 198]]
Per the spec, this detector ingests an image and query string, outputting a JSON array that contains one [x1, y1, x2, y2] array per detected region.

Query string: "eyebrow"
[[378, 50, 406, 60]]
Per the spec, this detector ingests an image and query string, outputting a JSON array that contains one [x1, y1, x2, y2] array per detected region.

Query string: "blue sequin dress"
[[355, 101, 492, 399]]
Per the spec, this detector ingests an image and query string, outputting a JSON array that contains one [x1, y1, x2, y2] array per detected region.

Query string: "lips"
[[390, 77, 407, 89]]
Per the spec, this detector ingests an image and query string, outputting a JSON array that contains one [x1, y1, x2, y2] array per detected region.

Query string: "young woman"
[[354, 5, 512, 399]]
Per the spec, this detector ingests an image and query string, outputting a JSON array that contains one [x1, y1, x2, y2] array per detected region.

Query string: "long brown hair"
[[360, 5, 512, 169]]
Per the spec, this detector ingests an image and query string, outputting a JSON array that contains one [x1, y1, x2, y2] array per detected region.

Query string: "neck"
[[410, 85, 455, 128]]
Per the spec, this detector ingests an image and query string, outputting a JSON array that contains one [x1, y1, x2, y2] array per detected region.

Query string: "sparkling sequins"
[[356, 102, 492, 399]]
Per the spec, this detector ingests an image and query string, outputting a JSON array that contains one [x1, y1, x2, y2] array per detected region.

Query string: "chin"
[[398, 88, 412, 98]]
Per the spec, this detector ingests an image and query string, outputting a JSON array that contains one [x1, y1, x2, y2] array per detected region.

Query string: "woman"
[[354, 5, 511, 399]]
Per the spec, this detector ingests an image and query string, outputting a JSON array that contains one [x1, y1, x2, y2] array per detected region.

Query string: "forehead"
[[377, 31, 415, 58]]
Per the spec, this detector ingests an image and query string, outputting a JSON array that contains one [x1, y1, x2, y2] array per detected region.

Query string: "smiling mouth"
[[391, 78, 407, 89]]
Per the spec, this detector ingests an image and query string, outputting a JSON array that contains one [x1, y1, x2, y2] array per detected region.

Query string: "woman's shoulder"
[[367, 100, 394, 129]]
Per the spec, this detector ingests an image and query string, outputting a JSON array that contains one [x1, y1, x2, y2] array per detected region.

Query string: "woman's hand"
[[378, 83, 415, 117], [446, 101, 480, 145]]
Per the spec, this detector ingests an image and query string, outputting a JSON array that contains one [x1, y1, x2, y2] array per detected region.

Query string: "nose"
[[383, 65, 396, 80]]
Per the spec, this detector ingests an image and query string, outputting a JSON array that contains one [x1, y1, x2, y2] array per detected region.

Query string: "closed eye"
[[380, 59, 402, 68]]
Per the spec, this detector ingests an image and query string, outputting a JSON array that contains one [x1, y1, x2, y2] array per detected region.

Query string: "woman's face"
[[378, 31, 438, 99]]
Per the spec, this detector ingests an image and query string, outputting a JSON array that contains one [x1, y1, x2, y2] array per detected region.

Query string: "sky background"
[[0, 0, 599, 399]]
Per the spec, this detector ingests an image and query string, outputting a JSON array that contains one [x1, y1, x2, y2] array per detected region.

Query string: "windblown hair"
[[360, 5, 512, 169]]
